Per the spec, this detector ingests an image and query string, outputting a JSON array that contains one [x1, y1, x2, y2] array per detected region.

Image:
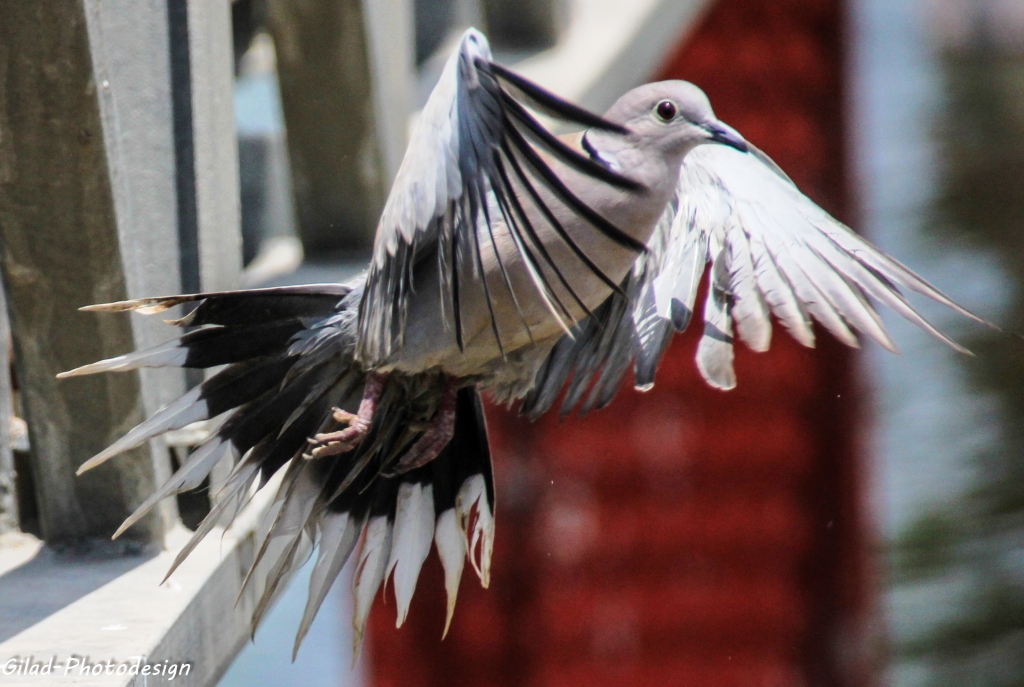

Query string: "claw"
[[304, 440, 356, 460], [303, 374, 385, 460]]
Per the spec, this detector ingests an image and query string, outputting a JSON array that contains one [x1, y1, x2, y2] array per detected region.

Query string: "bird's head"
[[595, 81, 747, 163]]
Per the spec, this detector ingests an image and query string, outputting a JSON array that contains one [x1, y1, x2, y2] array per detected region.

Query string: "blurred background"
[[213, 1, 1024, 685], [219, 0, 1024, 685], [0, 0, 1019, 685]]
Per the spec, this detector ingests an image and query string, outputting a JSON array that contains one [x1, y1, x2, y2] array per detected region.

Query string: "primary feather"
[[533, 141, 990, 411]]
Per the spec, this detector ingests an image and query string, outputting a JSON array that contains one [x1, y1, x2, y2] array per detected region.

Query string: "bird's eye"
[[655, 100, 677, 121]]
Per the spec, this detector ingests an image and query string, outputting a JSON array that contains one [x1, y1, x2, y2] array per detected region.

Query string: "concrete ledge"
[[0, 486, 275, 687]]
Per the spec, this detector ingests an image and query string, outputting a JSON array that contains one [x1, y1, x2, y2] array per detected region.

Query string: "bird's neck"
[[583, 129, 684, 203]]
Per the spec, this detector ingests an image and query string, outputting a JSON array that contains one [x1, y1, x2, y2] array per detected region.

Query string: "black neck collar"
[[581, 131, 611, 170]]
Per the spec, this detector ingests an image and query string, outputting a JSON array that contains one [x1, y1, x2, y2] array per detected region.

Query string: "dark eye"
[[655, 100, 677, 121]]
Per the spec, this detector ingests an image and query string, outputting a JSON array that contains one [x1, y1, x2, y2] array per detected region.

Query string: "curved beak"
[[705, 121, 748, 152]]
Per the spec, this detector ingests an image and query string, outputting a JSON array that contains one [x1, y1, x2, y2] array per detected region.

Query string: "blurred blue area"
[[235, 69, 285, 137], [853, 0, 1008, 540], [853, 1, 1024, 685], [217, 555, 365, 687], [233, 36, 300, 269]]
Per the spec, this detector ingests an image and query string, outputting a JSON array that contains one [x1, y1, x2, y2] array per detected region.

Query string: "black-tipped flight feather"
[[356, 29, 645, 365]]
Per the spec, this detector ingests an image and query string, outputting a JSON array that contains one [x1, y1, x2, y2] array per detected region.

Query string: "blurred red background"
[[366, 1, 879, 685]]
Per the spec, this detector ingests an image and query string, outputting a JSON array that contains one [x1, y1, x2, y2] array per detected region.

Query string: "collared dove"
[[59, 29, 989, 656]]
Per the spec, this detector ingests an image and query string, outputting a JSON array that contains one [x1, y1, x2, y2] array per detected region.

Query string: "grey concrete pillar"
[[483, 0, 565, 49], [0, 0, 182, 544], [188, 0, 244, 293], [0, 279, 14, 534], [0, 0, 234, 544], [267, 0, 414, 254]]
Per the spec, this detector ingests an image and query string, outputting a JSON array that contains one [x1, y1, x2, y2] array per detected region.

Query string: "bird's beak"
[[705, 121, 748, 152]]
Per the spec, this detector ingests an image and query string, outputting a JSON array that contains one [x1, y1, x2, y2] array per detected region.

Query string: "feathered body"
[[57, 29, 989, 659]]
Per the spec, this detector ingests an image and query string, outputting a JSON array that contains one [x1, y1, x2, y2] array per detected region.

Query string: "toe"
[[332, 408, 355, 424]]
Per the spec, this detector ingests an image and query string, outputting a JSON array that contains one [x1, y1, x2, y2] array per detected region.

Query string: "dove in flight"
[[58, 29, 989, 657]]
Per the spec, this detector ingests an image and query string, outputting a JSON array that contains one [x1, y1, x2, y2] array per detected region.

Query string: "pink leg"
[[389, 381, 458, 475], [304, 373, 385, 459]]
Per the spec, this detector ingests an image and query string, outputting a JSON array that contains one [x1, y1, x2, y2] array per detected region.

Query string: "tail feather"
[[58, 321, 309, 378], [80, 356, 298, 473], [351, 479, 398, 656], [450, 389, 495, 587], [79, 283, 350, 319], [62, 285, 497, 659], [80, 386, 206, 471], [57, 338, 188, 378], [244, 460, 321, 602], [178, 320, 308, 369], [163, 458, 261, 582], [293, 510, 361, 660], [112, 438, 237, 538], [386, 472, 436, 628], [250, 525, 313, 638], [434, 509, 466, 637]]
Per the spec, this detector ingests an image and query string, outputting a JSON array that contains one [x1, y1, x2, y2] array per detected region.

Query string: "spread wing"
[[523, 142, 990, 417], [356, 29, 645, 365]]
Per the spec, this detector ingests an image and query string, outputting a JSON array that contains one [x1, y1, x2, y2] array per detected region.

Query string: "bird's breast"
[[390, 141, 680, 385]]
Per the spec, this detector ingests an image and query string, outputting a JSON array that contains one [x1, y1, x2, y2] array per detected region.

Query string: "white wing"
[[640, 143, 987, 390], [357, 29, 644, 365], [525, 141, 989, 416]]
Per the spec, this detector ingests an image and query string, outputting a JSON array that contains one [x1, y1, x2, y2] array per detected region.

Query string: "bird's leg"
[[304, 373, 386, 459], [389, 380, 458, 475]]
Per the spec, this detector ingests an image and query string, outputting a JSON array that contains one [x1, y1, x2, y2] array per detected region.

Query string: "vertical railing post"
[[175, 0, 244, 498], [0, 0, 184, 544], [187, 0, 243, 293], [0, 279, 15, 535], [483, 0, 564, 49], [267, 0, 415, 253], [0, 0, 241, 545]]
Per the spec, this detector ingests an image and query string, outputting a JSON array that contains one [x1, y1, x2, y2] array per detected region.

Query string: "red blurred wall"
[[366, 1, 878, 685]]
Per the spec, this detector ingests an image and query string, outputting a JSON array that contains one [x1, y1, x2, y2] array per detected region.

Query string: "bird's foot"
[[303, 373, 386, 459], [386, 381, 458, 475], [303, 411, 369, 459]]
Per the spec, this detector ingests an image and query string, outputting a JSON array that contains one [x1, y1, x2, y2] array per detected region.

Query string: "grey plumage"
[[58, 28, 991, 659]]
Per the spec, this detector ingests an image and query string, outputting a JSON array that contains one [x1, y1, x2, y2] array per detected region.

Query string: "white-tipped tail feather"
[[386, 482, 436, 628], [112, 439, 236, 539], [352, 514, 392, 657], [434, 508, 467, 637], [294, 511, 360, 660], [456, 474, 495, 588], [57, 339, 188, 379], [77, 387, 207, 474]]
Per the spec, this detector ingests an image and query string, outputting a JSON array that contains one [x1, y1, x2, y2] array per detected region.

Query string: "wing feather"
[[357, 29, 643, 365], [531, 138, 991, 412], [725, 220, 771, 352]]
